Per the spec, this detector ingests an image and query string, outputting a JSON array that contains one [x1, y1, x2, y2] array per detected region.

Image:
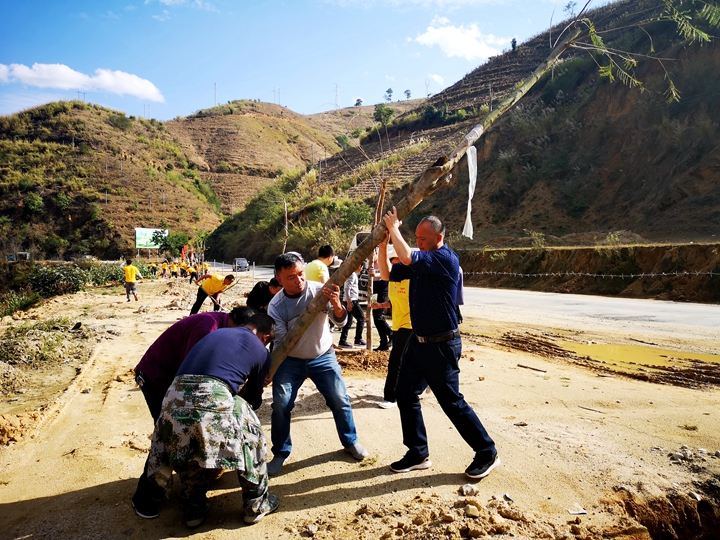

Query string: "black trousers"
[[340, 300, 365, 343], [383, 328, 411, 402], [133, 371, 169, 506], [190, 287, 220, 315]]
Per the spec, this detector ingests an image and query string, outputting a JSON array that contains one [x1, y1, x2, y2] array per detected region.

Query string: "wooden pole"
[[268, 24, 581, 376]]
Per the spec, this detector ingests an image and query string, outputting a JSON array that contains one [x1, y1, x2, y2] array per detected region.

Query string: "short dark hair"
[[229, 306, 257, 326], [225, 274, 235, 281], [126, 259, 133, 265], [268, 277, 281, 288], [247, 313, 276, 340], [419, 216, 445, 236], [318, 244, 334, 258], [275, 252, 302, 273]]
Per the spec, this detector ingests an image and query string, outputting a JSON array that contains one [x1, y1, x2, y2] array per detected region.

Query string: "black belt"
[[415, 330, 460, 343]]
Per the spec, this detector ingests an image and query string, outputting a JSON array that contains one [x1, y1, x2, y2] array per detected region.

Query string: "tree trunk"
[[268, 23, 581, 376]]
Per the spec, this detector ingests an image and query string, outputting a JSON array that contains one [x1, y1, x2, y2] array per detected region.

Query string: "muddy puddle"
[[489, 331, 720, 389]]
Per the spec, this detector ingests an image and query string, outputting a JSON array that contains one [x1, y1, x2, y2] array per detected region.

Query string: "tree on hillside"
[[384, 88, 393, 102], [355, 98, 363, 107], [151, 230, 189, 258], [373, 103, 395, 127], [564, 1, 577, 17], [266, 0, 720, 373], [404, 89, 411, 100]]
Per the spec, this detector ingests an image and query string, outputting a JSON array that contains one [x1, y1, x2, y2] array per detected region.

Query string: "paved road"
[[461, 287, 720, 347], [213, 260, 719, 342]]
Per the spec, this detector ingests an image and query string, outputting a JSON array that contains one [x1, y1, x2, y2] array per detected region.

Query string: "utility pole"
[[77, 91, 86, 102], [425, 78, 430, 97], [489, 83, 494, 112], [214, 83, 217, 107], [335, 83, 340, 108]]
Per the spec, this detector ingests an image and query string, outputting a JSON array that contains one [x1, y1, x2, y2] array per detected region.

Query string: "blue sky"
[[1, 0, 615, 120]]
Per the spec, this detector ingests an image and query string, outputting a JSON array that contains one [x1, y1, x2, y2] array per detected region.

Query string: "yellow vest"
[[388, 279, 411, 331]]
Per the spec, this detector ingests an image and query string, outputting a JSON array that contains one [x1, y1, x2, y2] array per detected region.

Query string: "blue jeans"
[[271, 348, 358, 458], [396, 335, 496, 462]]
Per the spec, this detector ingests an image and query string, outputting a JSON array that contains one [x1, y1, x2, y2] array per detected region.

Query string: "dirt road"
[[1, 278, 719, 539]]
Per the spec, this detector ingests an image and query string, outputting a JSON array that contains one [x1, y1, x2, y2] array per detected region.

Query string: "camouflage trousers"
[[147, 375, 272, 517]]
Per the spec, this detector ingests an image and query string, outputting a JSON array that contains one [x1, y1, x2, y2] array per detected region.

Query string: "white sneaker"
[[378, 400, 397, 409]]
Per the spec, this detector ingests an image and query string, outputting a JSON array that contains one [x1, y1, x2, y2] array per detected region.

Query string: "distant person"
[[131, 307, 257, 519], [187, 263, 198, 284], [373, 241, 410, 408], [305, 245, 334, 284], [123, 259, 142, 302], [190, 273, 234, 314], [148, 262, 157, 276], [370, 250, 393, 351], [267, 253, 368, 475], [170, 261, 179, 278], [143, 315, 279, 528], [383, 208, 499, 479], [246, 278, 283, 314], [338, 265, 366, 348]]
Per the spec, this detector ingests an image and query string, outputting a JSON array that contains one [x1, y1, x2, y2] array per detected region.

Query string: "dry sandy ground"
[[0, 277, 719, 540]]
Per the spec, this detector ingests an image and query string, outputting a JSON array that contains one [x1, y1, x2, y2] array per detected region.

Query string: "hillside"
[[0, 102, 223, 260], [2, 0, 719, 264], [206, 0, 720, 263]]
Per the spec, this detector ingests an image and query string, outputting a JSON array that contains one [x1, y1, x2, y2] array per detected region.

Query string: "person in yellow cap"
[[190, 273, 235, 314], [123, 259, 143, 302]]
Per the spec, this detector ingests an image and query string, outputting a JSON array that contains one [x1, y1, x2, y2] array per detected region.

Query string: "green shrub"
[[108, 114, 133, 130], [24, 193, 45, 215], [28, 264, 89, 297], [55, 192, 70, 212], [0, 288, 40, 317], [86, 263, 124, 285]]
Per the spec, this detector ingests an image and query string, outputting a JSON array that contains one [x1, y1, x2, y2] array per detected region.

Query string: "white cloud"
[[428, 73, 444, 84], [326, 0, 497, 7], [102, 11, 121, 19], [153, 9, 171, 20], [415, 17, 508, 60], [385, 75, 395, 81], [0, 63, 165, 102], [146, 0, 217, 11]]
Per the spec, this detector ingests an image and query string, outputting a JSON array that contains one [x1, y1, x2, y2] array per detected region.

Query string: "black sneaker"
[[465, 454, 500, 479], [184, 501, 210, 528], [131, 495, 159, 519], [244, 493, 280, 524], [390, 454, 432, 473]]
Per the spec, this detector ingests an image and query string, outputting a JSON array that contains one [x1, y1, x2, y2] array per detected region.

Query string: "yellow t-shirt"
[[170, 262, 178, 272], [305, 260, 329, 283], [388, 279, 411, 331], [123, 265, 141, 283], [201, 275, 228, 295]]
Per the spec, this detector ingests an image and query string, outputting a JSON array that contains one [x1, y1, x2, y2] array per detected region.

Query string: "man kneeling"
[[142, 313, 279, 528]]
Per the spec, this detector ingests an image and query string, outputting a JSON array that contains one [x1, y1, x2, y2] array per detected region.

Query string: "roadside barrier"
[[463, 270, 719, 279]]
